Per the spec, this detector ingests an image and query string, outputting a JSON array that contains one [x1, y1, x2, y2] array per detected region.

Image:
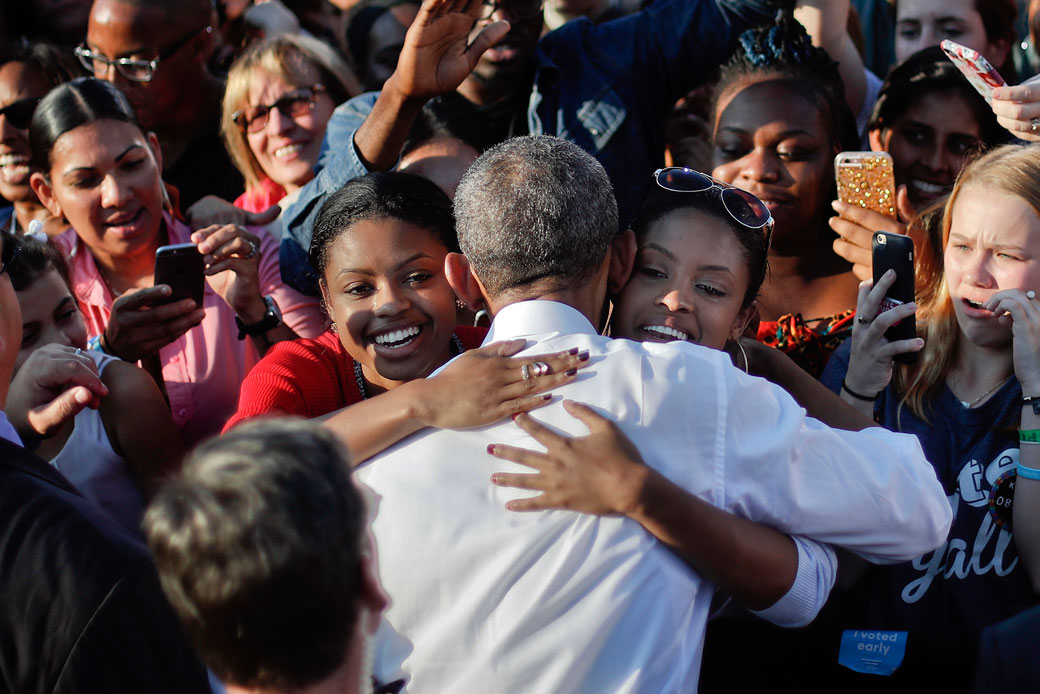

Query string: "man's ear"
[[608, 228, 636, 295], [445, 252, 486, 308], [30, 172, 63, 219]]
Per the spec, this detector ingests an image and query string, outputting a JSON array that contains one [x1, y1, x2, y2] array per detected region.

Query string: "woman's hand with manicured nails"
[[830, 186, 917, 281], [488, 400, 649, 516], [986, 288, 1040, 395], [412, 341, 590, 430]]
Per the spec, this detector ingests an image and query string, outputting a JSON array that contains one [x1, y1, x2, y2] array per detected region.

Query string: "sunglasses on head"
[[651, 167, 773, 245], [0, 97, 41, 130]]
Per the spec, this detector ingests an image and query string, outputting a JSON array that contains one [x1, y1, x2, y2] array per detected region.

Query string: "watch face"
[[266, 295, 282, 321]]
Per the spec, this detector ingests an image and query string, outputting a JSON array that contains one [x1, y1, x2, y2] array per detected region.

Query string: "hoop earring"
[[737, 339, 749, 374]]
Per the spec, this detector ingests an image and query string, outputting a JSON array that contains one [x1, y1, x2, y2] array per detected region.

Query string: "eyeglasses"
[[651, 167, 774, 244], [232, 84, 327, 134], [0, 236, 20, 279], [0, 97, 41, 130], [74, 26, 212, 83], [479, 0, 544, 21]]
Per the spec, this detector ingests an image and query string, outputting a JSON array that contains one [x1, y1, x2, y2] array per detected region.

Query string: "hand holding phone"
[[835, 151, 896, 219], [154, 243, 205, 308], [871, 231, 917, 364]]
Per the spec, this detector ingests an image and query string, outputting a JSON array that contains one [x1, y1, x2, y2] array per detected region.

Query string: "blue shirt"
[[279, 0, 793, 295]]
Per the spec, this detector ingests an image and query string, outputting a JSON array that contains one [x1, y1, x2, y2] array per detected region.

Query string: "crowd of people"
[[2, 0, 1040, 692]]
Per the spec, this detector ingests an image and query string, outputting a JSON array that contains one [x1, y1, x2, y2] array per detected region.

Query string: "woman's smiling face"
[[613, 207, 754, 351], [320, 216, 458, 392]]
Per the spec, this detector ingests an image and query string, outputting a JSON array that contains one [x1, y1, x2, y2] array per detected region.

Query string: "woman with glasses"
[[709, 14, 862, 376], [27, 78, 322, 447], [221, 34, 360, 217], [0, 41, 74, 235]]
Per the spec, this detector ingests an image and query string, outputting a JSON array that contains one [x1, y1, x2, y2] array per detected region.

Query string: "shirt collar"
[[483, 300, 597, 345]]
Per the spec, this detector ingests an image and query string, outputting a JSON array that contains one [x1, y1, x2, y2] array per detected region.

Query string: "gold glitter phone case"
[[835, 151, 896, 218]]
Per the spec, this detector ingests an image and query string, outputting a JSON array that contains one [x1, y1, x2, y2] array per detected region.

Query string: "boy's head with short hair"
[[144, 419, 385, 693]]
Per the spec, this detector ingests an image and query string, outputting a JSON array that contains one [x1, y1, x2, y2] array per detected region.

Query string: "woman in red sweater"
[[226, 172, 587, 461]]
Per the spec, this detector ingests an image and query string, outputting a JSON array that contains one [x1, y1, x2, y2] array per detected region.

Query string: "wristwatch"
[[235, 295, 282, 340]]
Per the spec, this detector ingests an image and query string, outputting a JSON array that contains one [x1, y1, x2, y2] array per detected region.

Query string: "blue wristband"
[[1017, 463, 1040, 481]]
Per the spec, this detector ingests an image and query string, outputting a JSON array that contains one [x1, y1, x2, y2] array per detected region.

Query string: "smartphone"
[[835, 151, 897, 219], [154, 243, 204, 307], [871, 231, 917, 364], [941, 38, 1005, 104]]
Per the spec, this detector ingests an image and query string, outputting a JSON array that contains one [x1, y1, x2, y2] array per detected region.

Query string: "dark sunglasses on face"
[[232, 84, 327, 134], [0, 97, 42, 130], [651, 167, 774, 246]]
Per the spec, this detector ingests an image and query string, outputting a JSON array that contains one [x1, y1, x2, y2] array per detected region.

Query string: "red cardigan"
[[225, 326, 487, 431]]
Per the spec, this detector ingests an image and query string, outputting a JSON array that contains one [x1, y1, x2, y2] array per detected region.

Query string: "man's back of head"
[[452, 135, 618, 301], [144, 419, 385, 694]]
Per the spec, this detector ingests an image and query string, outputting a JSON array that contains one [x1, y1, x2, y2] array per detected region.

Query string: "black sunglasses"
[[651, 167, 774, 246], [0, 97, 41, 130]]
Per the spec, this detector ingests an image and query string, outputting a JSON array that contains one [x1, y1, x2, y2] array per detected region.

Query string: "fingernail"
[[491, 474, 500, 484], [564, 368, 577, 376], [541, 394, 552, 401], [511, 413, 522, 421], [578, 351, 590, 361], [831, 200, 843, 211], [568, 347, 579, 355], [487, 444, 496, 454]]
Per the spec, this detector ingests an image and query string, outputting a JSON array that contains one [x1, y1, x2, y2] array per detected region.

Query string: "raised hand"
[[390, 0, 511, 101], [991, 76, 1040, 144], [488, 399, 648, 515], [830, 185, 917, 281]]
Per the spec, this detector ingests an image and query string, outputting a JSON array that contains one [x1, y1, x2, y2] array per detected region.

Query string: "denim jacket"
[[281, 0, 792, 294]]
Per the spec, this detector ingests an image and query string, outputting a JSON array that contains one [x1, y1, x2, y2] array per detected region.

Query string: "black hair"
[[309, 171, 458, 279], [869, 46, 1012, 149], [0, 38, 76, 92], [28, 77, 140, 174], [2, 231, 70, 292], [713, 12, 860, 153], [631, 183, 768, 310], [340, 0, 421, 90], [401, 95, 486, 159]]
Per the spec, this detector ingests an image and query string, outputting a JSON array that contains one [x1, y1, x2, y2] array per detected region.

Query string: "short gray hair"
[[453, 135, 618, 297]]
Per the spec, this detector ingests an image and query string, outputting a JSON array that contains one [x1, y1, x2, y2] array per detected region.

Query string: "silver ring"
[[74, 348, 83, 357], [1032, 117, 1040, 133], [521, 364, 532, 383], [530, 361, 550, 377], [1028, 291, 1036, 300], [856, 315, 873, 325], [244, 239, 258, 259]]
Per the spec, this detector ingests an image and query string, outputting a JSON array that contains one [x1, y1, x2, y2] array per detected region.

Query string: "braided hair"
[[712, 12, 859, 153]]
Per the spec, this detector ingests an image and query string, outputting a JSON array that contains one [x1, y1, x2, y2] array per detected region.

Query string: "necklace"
[[957, 374, 1012, 409], [354, 333, 466, 400]]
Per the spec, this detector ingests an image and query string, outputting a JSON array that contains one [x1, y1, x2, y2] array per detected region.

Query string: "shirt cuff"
[[750, 536, 837, 628]]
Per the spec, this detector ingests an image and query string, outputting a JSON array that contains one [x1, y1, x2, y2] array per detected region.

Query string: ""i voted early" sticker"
[[837, 629, 908, 675]]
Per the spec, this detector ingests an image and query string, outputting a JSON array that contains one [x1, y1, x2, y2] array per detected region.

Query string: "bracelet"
[[1023, 395, 1040, 416], [1020, 429, 1040, 444], [97, 330, 125, 361], [1017, 463, 1040, 480], [842, 378, 879, 402]]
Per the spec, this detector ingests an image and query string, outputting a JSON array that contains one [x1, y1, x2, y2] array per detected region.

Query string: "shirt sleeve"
[[280, 92, 380, 295], [224, 340, 328, 431], [715, 361, 953, 564], [749, 536, 836, 628]]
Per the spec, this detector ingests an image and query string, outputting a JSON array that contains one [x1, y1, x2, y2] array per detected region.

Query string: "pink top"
[[233, 177, 287, 213], [55, 213, 323, 448]]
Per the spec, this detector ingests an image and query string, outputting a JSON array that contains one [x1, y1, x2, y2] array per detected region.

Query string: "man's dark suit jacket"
[[0, 437, 209, 693]]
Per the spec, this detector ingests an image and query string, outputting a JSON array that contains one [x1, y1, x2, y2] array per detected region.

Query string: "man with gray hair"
[[355, 135, 951, 692]]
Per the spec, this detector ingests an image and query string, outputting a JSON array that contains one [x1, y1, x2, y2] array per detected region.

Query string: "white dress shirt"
[[356, 300, 952, 694]]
